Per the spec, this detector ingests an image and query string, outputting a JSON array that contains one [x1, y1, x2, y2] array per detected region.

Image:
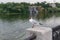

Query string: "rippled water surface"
[[0, 17, 60, 40], [0, 20, 32, 40]]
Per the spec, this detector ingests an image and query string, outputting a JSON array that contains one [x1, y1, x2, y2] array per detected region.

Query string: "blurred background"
[[0, 0, 60, 40]]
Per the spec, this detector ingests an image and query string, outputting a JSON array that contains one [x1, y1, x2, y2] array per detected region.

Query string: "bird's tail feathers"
[[39, 23, 43, 25]]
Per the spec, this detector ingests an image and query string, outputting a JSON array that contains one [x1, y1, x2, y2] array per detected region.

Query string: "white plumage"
[[29, 17, 42, 26]]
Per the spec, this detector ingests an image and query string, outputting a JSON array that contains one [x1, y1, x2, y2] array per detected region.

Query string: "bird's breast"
[[29, 19, 33, 22]]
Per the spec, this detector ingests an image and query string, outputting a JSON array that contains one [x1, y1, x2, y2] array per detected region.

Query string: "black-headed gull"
[[29, 17, 42, 28]]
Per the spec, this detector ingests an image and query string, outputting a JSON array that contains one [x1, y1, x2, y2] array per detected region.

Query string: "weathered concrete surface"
[[26, 27, 52, 40]]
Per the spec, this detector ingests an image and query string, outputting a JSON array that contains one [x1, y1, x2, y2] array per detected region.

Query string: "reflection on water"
[[44, 17, 60, 27], [0, 17, 60, 40]]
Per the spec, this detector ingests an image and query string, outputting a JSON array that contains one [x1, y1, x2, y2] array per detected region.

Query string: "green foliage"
[[0, 2, 30, 20], [0, 2, 60, 20]]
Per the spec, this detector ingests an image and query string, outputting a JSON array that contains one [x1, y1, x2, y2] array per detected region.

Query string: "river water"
[[0, 19, 32, 40], [0, 17, 60, 40]]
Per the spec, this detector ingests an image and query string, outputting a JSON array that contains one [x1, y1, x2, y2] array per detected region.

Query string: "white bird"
[[29, 17, 43, 28]]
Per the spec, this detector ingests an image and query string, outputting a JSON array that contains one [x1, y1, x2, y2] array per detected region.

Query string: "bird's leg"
[[32, 24, 34, 28]]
